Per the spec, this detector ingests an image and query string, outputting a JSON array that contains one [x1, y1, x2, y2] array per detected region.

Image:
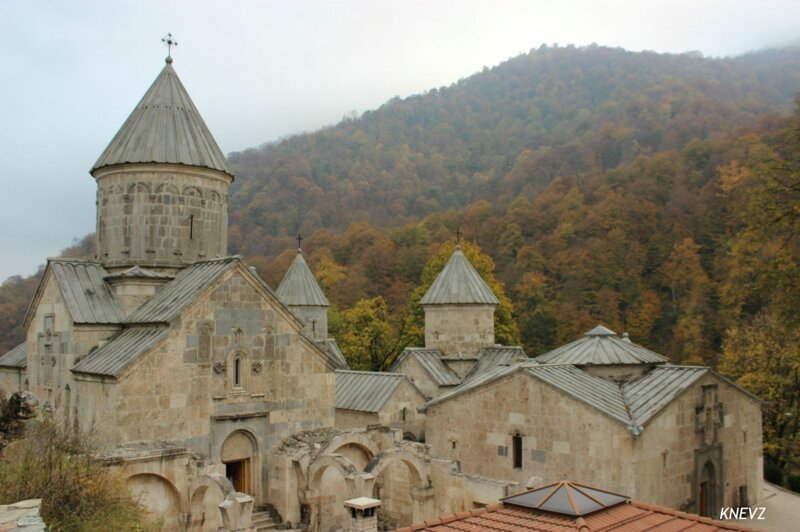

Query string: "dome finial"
[[297, 233, 304, 252], [162, 32, 178, 64]]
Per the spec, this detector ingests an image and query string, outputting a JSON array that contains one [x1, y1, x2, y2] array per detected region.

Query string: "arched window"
[[233, 356, 242, 388], [227, 349, 249, 392]]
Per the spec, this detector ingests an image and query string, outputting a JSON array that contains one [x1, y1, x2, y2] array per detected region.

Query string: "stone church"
[[0, 55, 763, 531]]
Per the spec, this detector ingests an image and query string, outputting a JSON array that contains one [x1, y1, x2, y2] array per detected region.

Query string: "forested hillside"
[[1, 45, 799, 473], [227, 45, 800, 257]]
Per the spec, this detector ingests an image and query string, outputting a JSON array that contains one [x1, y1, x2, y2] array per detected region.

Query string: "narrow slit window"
[[233, 356, 241, 387], [189, 214, 194, 240], [513, 433, 523, 469]]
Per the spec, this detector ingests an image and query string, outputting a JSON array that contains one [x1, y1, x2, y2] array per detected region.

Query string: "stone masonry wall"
[[110, 266, 335, 453], [424, 305, 494, 356], [94, 164, 231, 269], [425, 372, 636, 495], [632, 373, 763, 512], [26, 272, 120, 438], [393, 356, 450, 400], [375, 380, 427, 441]]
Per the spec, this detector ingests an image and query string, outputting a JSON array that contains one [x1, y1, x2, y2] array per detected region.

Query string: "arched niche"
[[126, 473, 182, 531]]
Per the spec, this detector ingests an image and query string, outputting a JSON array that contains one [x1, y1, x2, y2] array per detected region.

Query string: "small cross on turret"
[[162, 33, 178, 62], [297, 233, 304, 250]]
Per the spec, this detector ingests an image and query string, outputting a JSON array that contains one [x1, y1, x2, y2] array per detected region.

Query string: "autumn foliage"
[[1, 45, 799, 481]]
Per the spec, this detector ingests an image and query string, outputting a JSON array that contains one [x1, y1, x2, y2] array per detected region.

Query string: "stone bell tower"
[[91, 52, 234, 272], [420, 245, 499, 356]]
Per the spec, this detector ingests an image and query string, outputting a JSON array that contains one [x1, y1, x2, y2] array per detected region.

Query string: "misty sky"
[[1, 0, 799, 282]]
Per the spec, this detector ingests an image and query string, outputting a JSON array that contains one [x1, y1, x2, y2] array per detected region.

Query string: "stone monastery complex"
[[0, 55, 764, 531]]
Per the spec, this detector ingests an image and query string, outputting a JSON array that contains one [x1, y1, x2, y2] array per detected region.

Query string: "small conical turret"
[[276, 249, 329, 340], [421, 245, 498, 356]]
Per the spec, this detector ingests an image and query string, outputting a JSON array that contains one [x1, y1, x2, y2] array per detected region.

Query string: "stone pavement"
[[0, 499, 46, 532], [758, 482, 800, 532]]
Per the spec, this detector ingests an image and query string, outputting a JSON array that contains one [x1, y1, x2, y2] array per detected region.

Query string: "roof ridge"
[[335, 369, 403, 377], [47, 257, 99, 264]]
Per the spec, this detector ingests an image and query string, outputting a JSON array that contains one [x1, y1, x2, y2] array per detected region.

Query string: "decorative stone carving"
[[214, 361, 226, 374], [232, 327, 244, 346]]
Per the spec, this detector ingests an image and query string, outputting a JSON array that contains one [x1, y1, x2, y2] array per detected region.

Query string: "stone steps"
[[251, 510, 278, 530]]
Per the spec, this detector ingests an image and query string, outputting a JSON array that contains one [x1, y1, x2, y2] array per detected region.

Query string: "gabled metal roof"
[[420, 246, 499, 305], [622, 365, 707, 425], [276, 250, 329, 307], [462, 345, 529, 382], [0, 342, 27, 369], [316, 339, 350, 370], [423, 361, 725, 434], [524, 364, 631, 424], [422, 361, 527, 411], [92, 59, 233, 176], [335, 370, 424, 412], [535, 325, 667, 366], [390, 348, 461, 386], [48, 260, 125, 325], [72, 326, 169, 377], [126, 257, 237, 323]]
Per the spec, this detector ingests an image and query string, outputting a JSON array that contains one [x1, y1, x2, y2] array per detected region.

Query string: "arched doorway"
[[221, 430, 257, 496], [699, 461, 717, 517]]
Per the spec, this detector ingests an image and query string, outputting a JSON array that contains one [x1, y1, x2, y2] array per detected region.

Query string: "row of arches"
[[99, 182, 227, 202], [124, 430, 257, 532], [303, 436, 430, 531]]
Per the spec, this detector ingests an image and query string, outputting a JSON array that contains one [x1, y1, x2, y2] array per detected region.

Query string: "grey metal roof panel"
[[420, 246, 499, 305], [335, 370, 409, 412], [462, 346, 530, 382], [424, 360, 736, 435], [391, 348, 461, 386], [92, 60, 233, 176], [126, 258, 237, 323], [50, 260, 125, 324], [317, 339, 350, 370], [622, 366, 707, 425], [524, 365, 631, 424], [276, 251, 329, 307], [0, 342, 27, 369], [72, 326, 169, 377], [535, 327, 667, 366], [423, 361, 528, 411]]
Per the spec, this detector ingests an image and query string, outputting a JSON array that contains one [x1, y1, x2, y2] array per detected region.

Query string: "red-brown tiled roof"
[[397, 500, 759, 531]]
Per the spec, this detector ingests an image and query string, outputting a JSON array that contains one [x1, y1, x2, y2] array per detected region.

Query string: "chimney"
[[344, 497, 381, 532]]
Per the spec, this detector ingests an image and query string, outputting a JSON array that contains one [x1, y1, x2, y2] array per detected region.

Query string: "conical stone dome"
[[92, 58, 232, 176]]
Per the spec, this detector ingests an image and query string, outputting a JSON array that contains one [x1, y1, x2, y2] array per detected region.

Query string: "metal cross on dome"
[[162, 33, 178, 56], [297, 233, 304, 250]]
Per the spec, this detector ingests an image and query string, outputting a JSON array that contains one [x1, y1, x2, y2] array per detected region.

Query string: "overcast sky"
[[1, 0, 799, 282]]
